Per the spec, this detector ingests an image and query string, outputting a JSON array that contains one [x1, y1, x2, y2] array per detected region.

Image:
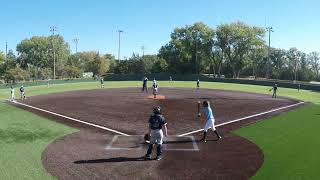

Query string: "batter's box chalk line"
[[105, 135, 199, 151]]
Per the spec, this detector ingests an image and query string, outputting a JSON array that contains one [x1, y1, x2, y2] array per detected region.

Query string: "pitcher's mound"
[[146, 95, 165, 100]]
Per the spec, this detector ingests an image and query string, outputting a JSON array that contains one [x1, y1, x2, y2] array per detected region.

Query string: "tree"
[[17, 36, 51, 69], [270, 48, 287, 79], [151, 58, 168, 73], [16, 35, 70, 78], [159, 22, 215, 74], [4, 67, 30, 83], [308, 52, 320, 79], [0, 50, 18, 76], [62, 66, 82, 78], [216, 22, 266, 78], [287, 47, 303, 81], [87, 53, 108, 77], [0, 51, 5, 63]]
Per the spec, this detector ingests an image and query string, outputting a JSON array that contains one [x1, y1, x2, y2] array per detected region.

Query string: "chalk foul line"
[[9, 100, 130, 136], [178, 101, 305, 137], [9, 100, 305, 138]]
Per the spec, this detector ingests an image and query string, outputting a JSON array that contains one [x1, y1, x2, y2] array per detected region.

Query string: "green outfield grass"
[[0, 80, 319, 179]]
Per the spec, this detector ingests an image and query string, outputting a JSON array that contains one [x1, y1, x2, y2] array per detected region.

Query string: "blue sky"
[[1, 0, 319, 58]]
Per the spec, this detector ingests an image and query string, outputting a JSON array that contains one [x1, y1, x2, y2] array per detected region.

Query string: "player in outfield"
[[197, 79, 200, 89], [145, 106, 168, 161], [200, 100, 222, 142], [270, 84, 278, 98], [10, 86, 15, 101], [100, 78, 104, 88], [19, 85, 26, 100]]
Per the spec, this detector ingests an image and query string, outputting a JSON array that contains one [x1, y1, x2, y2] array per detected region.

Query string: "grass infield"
[[0, 81, 319, 179]]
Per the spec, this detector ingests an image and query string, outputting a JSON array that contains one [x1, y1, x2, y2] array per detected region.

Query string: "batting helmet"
[[203, 100, 210, 107], [153, 106, 161, 114]]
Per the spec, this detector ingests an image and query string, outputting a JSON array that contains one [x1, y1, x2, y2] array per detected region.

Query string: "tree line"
[[0, 21, 319, 83]]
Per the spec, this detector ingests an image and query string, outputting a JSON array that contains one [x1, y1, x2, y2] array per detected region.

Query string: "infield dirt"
[[14, 87, 302, 180]]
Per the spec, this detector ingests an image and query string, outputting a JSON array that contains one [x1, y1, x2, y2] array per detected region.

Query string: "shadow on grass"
[[74, 156, 147, 164]]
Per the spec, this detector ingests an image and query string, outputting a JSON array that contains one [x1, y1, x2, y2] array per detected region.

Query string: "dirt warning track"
[[12, 87, 303, 180]]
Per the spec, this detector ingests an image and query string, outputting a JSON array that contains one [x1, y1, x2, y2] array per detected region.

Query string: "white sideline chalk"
[[10, 100, 130, 136], [178, 101, 305, 137]]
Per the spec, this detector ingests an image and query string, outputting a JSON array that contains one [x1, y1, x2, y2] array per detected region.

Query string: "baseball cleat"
[[145, 154, 152, 160], [156, 156, 162, 161]]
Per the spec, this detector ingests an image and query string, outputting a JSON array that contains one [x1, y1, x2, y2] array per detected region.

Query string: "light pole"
[[50, 26, 58, 80], [73, 38, 79, 53], [117, 30, 123, 62], [266, 27, 273, 79], [5, 42, 7, 61], [193, 31, 200, 74], [141, 46, 145, 57]]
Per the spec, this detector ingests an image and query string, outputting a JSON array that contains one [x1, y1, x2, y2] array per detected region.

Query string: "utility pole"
[[5, 42, 7, 61], [73, 38, 79, 53], [141, 46, 145, 57], [266, 27, 273, 79], [50, 26, 58, 80], [117, 30, 123, 62], [193, 31, 200, 75]]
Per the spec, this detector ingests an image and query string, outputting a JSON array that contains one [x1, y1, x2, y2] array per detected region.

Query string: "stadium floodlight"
[[117, 30, 124, 62], [73, 38, 80, 53], [50, 26, 58, 80], [266, 27, 274, 79], [5, 42, 7, 61]]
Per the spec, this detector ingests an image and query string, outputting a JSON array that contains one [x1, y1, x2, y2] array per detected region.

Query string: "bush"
[[4, 67, 30, 83], [61, 66, 83, 78]]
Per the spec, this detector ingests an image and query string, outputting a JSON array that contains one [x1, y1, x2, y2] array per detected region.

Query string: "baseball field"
[[0, 81, 319, 179]]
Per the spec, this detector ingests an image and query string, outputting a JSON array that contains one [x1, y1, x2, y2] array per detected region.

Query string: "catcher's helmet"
[[153, 106, 161, 114]]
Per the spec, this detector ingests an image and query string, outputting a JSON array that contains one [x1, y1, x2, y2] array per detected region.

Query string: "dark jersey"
[[143, 78, 148, 86], [149, 114, 166, 130], [153, 84, 158, 88], [20, 87, 24, 92], [273, 86, 278, 91]]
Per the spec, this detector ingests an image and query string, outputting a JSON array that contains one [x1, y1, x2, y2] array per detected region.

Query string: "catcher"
[[145, 106, 168, 161]]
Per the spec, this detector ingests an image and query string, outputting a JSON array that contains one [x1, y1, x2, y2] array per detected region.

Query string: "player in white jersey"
[[10, 86, 15, 101]]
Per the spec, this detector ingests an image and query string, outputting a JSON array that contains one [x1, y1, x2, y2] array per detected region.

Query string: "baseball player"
[[145, 106, 168, 161], [19, 85, 26, 100], [152, 79, 158, 98], [10, 86, 15, 101], [142, 76, 148, 93], [100, 78, 104, 88], [199, 100, 222, 142], [196, 79, 200, 89], [270, 84, 278, 98]]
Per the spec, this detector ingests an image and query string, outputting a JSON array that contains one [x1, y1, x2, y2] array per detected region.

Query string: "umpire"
[[145, 106, 168, 161]]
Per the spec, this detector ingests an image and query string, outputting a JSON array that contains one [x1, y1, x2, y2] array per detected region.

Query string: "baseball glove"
[[144, 133, 150, 141]]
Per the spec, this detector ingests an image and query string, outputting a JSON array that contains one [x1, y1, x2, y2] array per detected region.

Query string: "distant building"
[[83, 72, 94, 78]]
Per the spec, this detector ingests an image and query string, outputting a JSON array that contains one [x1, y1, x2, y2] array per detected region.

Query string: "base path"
[[12, 88, 304, 180]]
